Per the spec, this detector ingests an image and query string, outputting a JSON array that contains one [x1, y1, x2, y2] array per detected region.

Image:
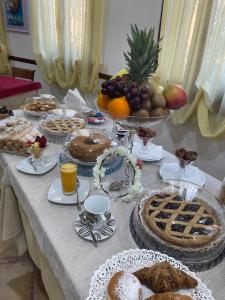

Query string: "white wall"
[[7, 31, 67, 101], [103, 0, 163, 75]]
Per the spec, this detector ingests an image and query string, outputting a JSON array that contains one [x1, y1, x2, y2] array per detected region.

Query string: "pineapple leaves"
[[124, 24, 161, 84]]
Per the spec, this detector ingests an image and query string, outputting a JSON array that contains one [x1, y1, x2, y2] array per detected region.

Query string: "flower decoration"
[[136, 159, 143, 169], [93, 146, 143, 201], [35, 136, 47, 148]]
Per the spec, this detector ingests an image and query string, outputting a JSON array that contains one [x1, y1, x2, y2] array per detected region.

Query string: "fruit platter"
[[97, 25, 187, 130]]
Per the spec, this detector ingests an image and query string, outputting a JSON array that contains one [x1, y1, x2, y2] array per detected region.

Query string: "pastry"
[[22, 99, 57, 112], [69, 133, 111, 162], [133, 262, 197, 293], [41, 118, 85, 135], [143, 192, 220, 247], [145, 293, 192, 300], [107, 271, 142, 300], [0, 117, 40, 155]]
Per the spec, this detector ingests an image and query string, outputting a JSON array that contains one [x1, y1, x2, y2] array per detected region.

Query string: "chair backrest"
[[11, 67, 35, 81]]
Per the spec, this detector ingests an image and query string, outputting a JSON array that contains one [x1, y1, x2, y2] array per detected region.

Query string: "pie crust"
[[41, 118, 85, 135], [143, 192, 220, 247]]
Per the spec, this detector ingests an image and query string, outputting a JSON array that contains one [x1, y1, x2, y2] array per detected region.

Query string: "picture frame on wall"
[[2, 0, 29, 33]]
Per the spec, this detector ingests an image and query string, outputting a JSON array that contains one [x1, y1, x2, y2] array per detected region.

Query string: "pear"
[[151, 93, 166, 108], [149, 107, 168, 117], [132, 109, 150, 121], [142, 100, 152, 112]]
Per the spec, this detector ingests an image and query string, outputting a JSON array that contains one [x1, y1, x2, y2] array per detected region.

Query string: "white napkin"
[[132, 137, 164, 161], [63, 88, 89, 112]]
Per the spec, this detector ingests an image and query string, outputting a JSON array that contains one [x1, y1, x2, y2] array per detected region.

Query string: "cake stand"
[[61, 128, 122, 177]]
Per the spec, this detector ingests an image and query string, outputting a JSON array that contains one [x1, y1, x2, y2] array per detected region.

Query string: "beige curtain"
[[0, 3, 11, 75], [30, 0, 106, 91], [156, 0, 225, 138]]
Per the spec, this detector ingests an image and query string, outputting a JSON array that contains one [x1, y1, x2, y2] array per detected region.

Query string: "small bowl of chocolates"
[[175, 148, 198, 173], [0, 106, 14, 120], [136, 127, 156, 150]]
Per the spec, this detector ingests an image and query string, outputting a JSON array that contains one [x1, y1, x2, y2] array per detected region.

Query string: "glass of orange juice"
[[60, 162, 77, 195]]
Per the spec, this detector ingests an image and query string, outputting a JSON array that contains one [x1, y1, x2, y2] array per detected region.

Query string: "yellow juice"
[[60, 163, 77, 195]]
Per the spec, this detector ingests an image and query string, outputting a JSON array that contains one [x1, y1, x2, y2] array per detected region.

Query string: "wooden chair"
[[11, 67, 35, 81]]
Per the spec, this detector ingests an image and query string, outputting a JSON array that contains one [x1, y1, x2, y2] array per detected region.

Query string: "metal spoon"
[[76, 178, 81, 210], [28, 157, 37, 172], [79, 213, 97, 247]]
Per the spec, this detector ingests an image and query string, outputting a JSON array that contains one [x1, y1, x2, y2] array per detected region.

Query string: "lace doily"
[[87, 249, 214, 300]]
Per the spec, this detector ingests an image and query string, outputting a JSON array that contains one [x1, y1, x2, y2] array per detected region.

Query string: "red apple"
[[163, 84, 187, 110]]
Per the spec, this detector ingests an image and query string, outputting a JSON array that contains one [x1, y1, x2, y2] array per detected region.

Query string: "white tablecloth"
[[0, 116, 224, 300]]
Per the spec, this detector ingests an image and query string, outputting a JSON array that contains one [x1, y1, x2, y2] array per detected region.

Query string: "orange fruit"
[[107, 97, 131, 119], [97, 92, 110, 110]]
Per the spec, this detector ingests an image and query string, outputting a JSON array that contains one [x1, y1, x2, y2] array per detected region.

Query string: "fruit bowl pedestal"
[[97, 104, 170, 154]]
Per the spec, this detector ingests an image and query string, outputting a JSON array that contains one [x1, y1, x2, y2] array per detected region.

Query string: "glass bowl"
[[21, 94, 59, 118], [131, 179, 225, 269], [96, 98, 170, 130], [63, 128, 119, 166]]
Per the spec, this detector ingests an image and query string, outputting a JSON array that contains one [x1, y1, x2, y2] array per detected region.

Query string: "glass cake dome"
[[131, 179, 225, 271]]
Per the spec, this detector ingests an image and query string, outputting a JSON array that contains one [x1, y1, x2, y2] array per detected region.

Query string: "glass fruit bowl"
[[131, 179, 225, 270], [97, 103, 170, 129], [63, 128, 119, 166], [96, 100, 170, 153]]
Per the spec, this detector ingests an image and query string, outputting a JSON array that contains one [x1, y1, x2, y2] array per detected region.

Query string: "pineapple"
[[99, 24, 168, 118], [123, 25, 168, 117], [124, 25, 160, 85]]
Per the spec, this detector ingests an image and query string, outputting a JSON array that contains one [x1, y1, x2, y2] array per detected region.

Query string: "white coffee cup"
[[84, 195, 110, 228]]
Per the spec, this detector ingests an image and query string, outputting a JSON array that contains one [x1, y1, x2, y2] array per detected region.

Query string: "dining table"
[[0, 111, 224, 300], [0, 76, 41, 109]]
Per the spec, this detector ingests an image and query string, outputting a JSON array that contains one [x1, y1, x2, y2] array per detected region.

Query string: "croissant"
[[133, 262, 197, 293], [145, 293, 193, 300]]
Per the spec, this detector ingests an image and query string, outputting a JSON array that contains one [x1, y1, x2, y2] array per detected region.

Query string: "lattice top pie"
[[143, 192, 220, 248], [41, 118, 85, 135]]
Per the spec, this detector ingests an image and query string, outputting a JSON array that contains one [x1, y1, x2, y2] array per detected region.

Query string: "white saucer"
[[74, 211, 116, 242], [159, 162, 206, 187], [132, 140, 165, 161], [16, 156, 58, 175], [48, 178, 89, 205]]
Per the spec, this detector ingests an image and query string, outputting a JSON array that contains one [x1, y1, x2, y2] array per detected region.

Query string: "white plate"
[[159, 162, 206, 187], [87, 249, 214, 300], [74, 211, 116, 242], [48, 178, 89, 205], [16, 156, 58, 175]]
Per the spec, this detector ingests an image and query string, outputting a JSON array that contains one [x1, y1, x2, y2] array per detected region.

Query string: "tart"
[[143, 192, 220, 248], [41, 118, 85, 135]]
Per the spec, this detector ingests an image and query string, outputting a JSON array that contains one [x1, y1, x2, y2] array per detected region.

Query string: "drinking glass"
[[60, 162, 77, 195]]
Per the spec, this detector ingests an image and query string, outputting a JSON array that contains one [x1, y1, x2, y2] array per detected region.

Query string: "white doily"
[[87, 249, 214, 300]]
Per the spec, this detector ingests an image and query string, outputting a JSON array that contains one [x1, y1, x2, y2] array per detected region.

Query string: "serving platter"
[[87, 249, 214, 300]]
